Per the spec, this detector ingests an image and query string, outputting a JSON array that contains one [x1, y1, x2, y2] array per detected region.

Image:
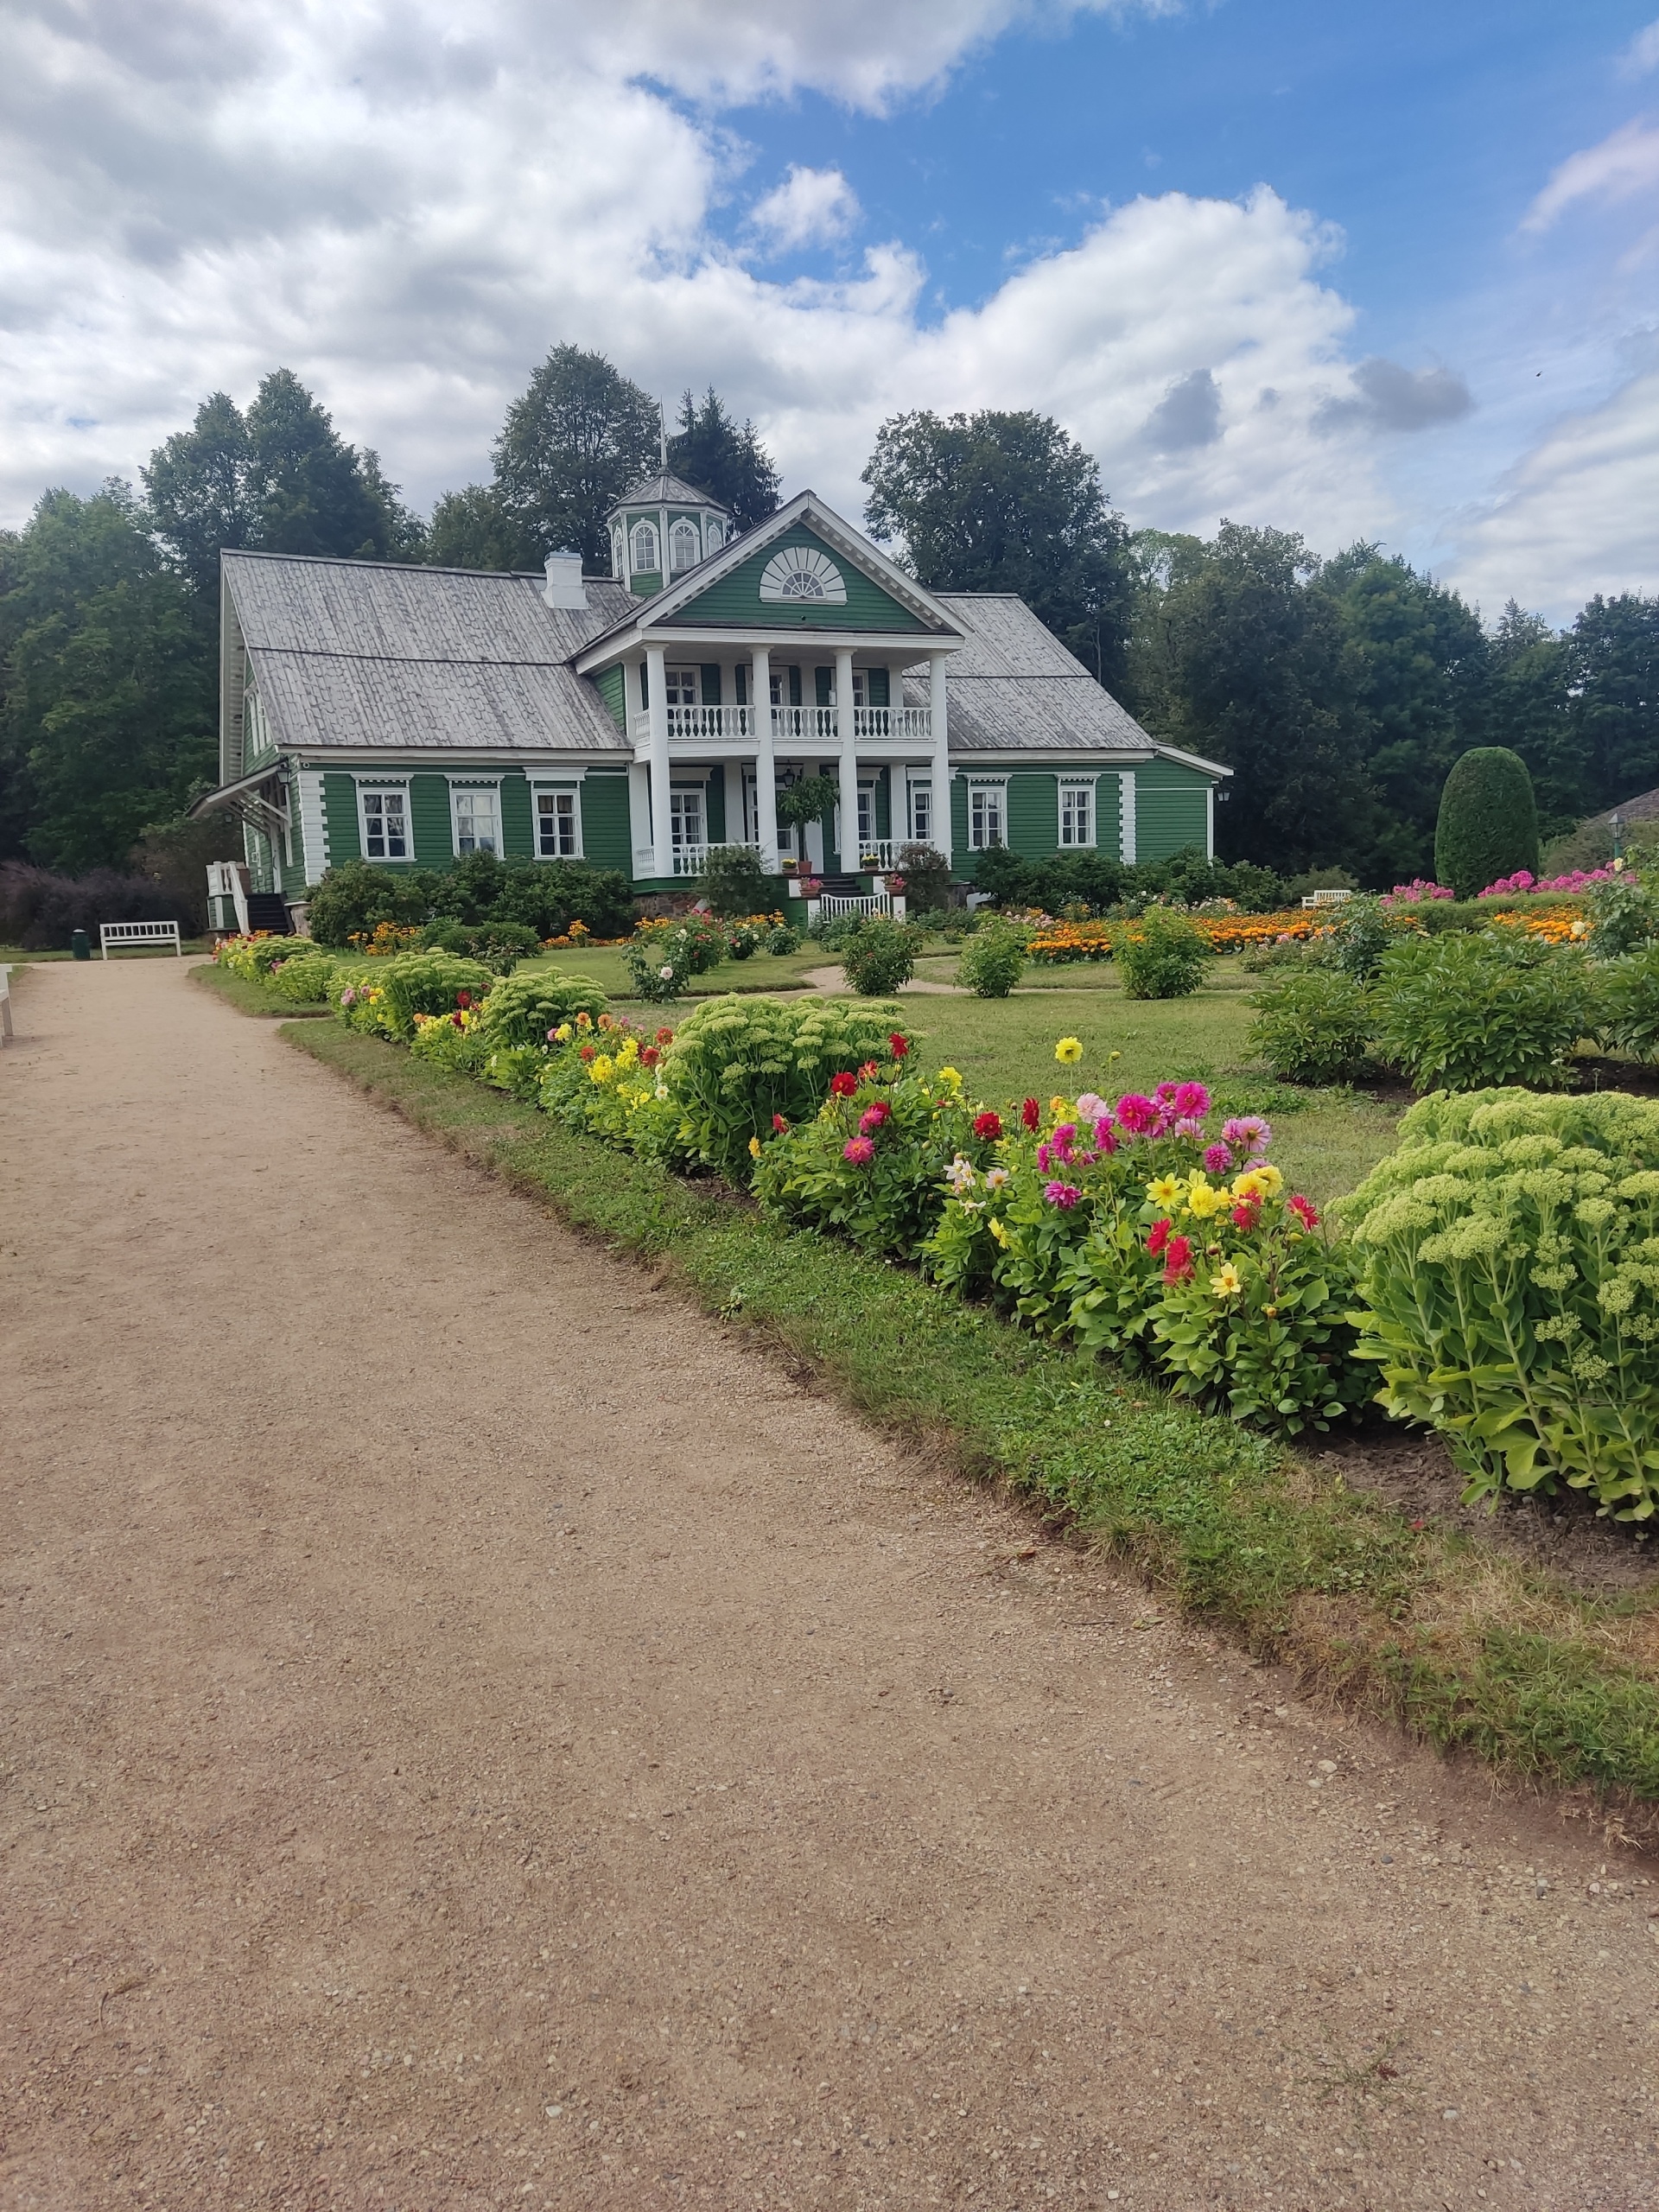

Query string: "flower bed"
[[1027, 910, 1330, 963]]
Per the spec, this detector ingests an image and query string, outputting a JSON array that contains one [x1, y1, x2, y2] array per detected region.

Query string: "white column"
[[836, 648, 859, 872], [929, 654, 952, 871], [1119, 769, 1137, 864], [751, 645, 778, 870], [646, 647, 671, 878]]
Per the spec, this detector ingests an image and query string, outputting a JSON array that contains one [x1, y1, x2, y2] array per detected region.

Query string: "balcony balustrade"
[[631, 704, 933, 748]]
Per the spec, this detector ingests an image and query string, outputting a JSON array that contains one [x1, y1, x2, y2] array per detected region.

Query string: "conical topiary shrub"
[[1433, 747, 1541, 900]]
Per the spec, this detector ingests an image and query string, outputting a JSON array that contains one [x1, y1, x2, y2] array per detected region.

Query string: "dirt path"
[[4, 961, 1659, 2212]]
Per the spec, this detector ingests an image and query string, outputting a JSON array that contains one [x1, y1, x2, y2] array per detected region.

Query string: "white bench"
[[100, 920, 182, 959], [1300, 888, 1354, 910], [0, 964, 11, 1044]]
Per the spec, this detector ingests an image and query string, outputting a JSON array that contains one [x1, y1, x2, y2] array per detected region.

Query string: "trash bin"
[[71, 928, 91, 962]]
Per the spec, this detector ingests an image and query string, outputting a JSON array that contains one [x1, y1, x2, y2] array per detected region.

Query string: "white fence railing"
[[0, 964, 12, 1044], [819, 891, 892, 919]]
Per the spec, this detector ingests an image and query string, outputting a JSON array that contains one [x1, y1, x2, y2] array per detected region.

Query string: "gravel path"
[[4, 959, 1659, 2211]]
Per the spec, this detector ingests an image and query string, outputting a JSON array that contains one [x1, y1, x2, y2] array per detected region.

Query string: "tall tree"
[[1128, 523, 1366, 874], [1317, 545, 1489, 880], [1567, 593, 1659, 813], [861, 409, 1133, 686], [491, 346, 661, 571], [143, 391, 258, 600], [1483, 601, 1576, 832], [0, 483, 214, 869], [144, 371, 425, 593], [667, 388, 780, 533], [425, 485, 536, 573]]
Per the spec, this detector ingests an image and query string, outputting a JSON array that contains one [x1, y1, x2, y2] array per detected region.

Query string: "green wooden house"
[[193, 479, 1227, 919]]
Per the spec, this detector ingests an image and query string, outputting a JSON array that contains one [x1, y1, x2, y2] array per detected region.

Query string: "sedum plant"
[[663, 995, 913, 1184], [474, 967, 606, 1050], [1340, 1088, 1659, 1516]]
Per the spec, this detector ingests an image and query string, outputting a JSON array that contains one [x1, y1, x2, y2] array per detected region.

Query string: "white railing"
[[854, 706, 931, 742], [632, 704, 934, 750], [820, 891, 892, 918], [855, 841, 895, 871], [630, 840, 766, 880]]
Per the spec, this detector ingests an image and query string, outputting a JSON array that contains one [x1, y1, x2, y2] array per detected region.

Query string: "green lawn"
[[0, 939, 212, 962]]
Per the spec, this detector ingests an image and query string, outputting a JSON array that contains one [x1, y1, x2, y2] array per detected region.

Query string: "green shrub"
[[840, 916, 921, 995], [765, 918, 803, 955], [1433, 747, 1541, 900], [753, 1069, 994, 1259], [893, 842, 953, 913], [956, 922, 1027, 997], [1594, 946, 1659, 1060], [1341, 1089, 1659, 1516], [419, 918, 539, 971], [1584, 870, 1659, 958], [427, 852, 635, 940], [474, 967, 607, 1050], [1246, 970, 1375, 1084], [664, 996, 912, 1183], [699, 845, 776, 918], [623, 914, 728, 1000], [307, 861, 434, 947], [1115, 910, 1214, 1000], [538, 1014, 690, 1164], [266, 950, 337, 1003], [1323, 894, 1401, 978], [1371, 931, 1594, 1091]]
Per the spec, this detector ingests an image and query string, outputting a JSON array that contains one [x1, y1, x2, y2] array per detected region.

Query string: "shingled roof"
[[223, 550, 635, 756], [907, 594, 1195, 760]]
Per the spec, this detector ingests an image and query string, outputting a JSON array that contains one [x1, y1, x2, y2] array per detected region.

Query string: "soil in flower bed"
[[1317, 1423, 1659, 1595]]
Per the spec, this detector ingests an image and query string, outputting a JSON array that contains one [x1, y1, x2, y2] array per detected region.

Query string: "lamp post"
[[1611, 810, 1625, 864]]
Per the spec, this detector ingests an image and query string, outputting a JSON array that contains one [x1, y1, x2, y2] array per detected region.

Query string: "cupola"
[[607, 472, 732, 598]]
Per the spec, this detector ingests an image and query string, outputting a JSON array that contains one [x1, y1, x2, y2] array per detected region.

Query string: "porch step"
[[245, 894, 293, 934]]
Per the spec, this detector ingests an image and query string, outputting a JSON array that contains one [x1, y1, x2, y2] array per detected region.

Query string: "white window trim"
[[531, 782, 583, 861], [449, 779, 502, 860], [669, 518, 702, 573], [967, 776, 1008, 853], [906, 774, 932, 843], [631, 520, 660, 575], [1058, 777, 1096, 850], [357, 781, 411, 865]]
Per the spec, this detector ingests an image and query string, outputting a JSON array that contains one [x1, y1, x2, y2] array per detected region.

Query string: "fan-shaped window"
[[631, 521, 659, 575], [759, 547, 848, 604], [669, 519, 702, 574]]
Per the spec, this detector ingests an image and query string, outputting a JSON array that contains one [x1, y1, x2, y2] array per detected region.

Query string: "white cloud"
[[1522, 118, 1659, 232], [748, 167, 861, 253], [1445, 370, 1659, 621], [1619, 19, 1659, 76]]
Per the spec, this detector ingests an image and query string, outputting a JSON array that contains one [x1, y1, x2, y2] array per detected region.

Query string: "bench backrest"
[[100, 920, 182, 958]]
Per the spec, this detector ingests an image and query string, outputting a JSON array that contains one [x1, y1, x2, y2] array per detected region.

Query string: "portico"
[[575, 486, 967, 888]]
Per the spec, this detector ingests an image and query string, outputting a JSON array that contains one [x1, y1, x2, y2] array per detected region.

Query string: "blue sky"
[[4, 0, 1659, 620]]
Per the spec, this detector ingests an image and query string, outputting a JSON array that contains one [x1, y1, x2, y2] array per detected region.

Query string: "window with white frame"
[[705, 518, 725, 551], [669, 518, 701, 573], [537, 790, 580, 858], [664, 667, 699, 706], [969, 781, 1007, 851], [856, 785, 875, 853], [1058, 779, 1095, 849], [359, 785, 410, 861], [908, 779, 932, 844], [631, 520, 659, 574], [610, 525, 624, 578], [451, 785, 499, 857], [669, 787, 704, 854]]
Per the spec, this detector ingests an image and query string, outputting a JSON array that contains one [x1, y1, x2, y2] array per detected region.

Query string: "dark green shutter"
[[706, 765, 727, 842], [868, 667, 890, 709], [815, 666, 832, 708], [700, 664, 722, 706]]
